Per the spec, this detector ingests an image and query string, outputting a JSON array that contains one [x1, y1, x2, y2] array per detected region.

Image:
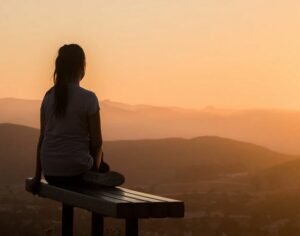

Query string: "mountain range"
[[1, 123, 298, 191], [1, 97, 300, 154]]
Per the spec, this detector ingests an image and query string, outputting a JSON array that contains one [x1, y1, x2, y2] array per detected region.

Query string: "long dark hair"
[[53, 44, 86, 118]]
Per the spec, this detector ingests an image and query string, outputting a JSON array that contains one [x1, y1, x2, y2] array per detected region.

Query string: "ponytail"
[[53, 44, 85, 118]]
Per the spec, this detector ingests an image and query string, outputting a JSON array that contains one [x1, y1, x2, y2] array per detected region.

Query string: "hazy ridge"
[[1, 97, 300, 155]]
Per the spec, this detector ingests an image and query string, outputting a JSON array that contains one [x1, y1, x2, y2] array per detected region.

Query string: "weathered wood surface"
[[25, 178, 184, 218]]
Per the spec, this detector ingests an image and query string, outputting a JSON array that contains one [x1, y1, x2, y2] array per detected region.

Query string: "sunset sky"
[[1, 0, 300, 109]]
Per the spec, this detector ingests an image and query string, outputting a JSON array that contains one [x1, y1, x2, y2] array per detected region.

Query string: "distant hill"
[[0, 98, 40, 128], [104, 136, 297, 186], [257, 158, 300, 190], [0, 123, 39, 186], [0, 123, 297, 188], [1, 97, 300, 154]]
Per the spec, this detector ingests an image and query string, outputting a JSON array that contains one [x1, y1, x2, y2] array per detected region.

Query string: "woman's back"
[[27, 44, 124, 195], [40, 82, 99, 176]]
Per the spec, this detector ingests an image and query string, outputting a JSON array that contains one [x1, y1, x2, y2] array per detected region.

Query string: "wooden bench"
[[25, 177, 184, 236]]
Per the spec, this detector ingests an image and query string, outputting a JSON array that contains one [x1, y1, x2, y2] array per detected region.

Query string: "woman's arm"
[[88, 111, 103, 171], [34, 133, 44, 179], [35, 105, 45, 178], [28, 104, 45, 194]]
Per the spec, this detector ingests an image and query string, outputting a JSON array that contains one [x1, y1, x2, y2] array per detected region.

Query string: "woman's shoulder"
[[42, 87, 54, 101], [44, 87, 54, 95], [77, 86, 98, 99], [40, 87, 54, 110], [76, 87, 100, 113]]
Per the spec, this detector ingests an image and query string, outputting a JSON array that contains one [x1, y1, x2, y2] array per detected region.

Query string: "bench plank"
[[116, 187, 184, 217], [25, 178, 184, 218], [25, 178, 132, 217], [102, 188, 169, 217], [67, 185, 151, 218]]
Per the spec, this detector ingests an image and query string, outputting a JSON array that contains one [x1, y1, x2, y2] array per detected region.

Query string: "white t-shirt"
[[40, 83, 100, 176]]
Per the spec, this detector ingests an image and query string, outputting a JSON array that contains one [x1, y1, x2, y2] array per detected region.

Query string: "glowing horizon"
[[1, 0, 300, 110]]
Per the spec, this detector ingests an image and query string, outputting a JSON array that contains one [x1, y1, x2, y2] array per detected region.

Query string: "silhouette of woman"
[[29, 44, 122, 193]]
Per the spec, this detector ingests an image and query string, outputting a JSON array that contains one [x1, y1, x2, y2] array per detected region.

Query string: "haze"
[[1, 0, 300, 109]]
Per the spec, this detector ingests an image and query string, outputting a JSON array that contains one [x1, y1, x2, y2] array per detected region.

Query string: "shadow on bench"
[[25, 176, 184, 236]]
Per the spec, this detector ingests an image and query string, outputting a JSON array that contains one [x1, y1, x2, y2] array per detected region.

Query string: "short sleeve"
[[40, 92, 48, 115], [41, 88, 52, 114], [40, 92, 49, 130], [87, 92, 100, 116], [40, 98, 45, 114]]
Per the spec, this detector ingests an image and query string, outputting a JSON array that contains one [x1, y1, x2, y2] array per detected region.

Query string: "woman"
[[29, 44, 123, 193]]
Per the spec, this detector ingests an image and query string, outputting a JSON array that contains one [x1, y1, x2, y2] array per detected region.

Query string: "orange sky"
[[0, 0, 300, 109]]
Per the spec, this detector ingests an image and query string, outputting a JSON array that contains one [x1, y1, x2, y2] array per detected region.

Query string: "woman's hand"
[[27, 176, 41, 195], [98, 160, 110, 173], [90, 156, 110, 173]]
